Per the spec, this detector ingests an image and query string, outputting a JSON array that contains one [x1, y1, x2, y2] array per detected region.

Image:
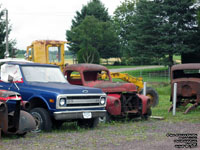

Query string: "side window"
[[1, 64, 23, 82], [97, 71, 110, 81], [67, 71, 82, 85], [48, 46, 61, 63]]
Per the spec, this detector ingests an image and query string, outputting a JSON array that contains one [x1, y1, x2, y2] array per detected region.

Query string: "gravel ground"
[[0, 120, 199, 150]]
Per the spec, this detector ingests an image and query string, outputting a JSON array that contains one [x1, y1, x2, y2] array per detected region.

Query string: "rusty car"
[[64, 64, 152, 122], [169, 63, 200, 113], [0, 90, 36, 137]]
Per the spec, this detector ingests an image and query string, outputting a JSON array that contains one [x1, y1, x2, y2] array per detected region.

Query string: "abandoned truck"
[[64, 64, 152, 122], [0, 90, 36, 137], [169, 63, 200, 114], [0, 60, 107, 132]]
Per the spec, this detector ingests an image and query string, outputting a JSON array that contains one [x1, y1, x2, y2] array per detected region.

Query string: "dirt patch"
[[0, 120, 199, 150]]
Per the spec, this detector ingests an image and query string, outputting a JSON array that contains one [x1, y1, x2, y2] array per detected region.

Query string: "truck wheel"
[[140, 87, 159, 107], [77, 117, 99, 128], [30, 108, 52, 132], [99, 112, 111, 123]]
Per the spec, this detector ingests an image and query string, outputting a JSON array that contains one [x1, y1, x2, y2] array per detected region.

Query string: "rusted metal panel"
[[65, 63, 109, 72], [170, 63, 200, 113], [64, 64, 151, 119], [0, 101, 8, 134], [171, 63, 200, 71], [0, 90, 36, 137]]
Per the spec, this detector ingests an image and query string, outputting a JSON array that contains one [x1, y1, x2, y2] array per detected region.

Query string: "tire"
[[77, 117, 99, 128], [98, 112, 111, 123], [30, 108, 52, 132], [140, 87, 159, 107]]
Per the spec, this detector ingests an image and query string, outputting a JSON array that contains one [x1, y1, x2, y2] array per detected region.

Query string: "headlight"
[[59, 98, 66, 106], [100, 97, 106, 105]]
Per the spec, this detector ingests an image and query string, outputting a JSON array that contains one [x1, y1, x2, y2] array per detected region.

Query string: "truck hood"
[[25, 82, 103, 95], [85, 81, 137, 93]]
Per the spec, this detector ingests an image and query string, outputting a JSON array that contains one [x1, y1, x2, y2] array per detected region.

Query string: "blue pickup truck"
[[0, 59, 106, 132]]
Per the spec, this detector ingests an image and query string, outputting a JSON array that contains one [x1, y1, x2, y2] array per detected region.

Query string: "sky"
[[1, 0, 122, 50]]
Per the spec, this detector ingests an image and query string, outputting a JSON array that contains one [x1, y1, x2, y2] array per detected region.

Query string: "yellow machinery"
[[26, 40, 68, 71], [102, 72, 144, 92], [26, 40, 158, 107]]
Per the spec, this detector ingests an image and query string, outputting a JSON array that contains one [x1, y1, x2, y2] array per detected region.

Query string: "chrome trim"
[[56, 93, 107, 109], [54, 110, 106, 115], [53, 110, 106, 120]]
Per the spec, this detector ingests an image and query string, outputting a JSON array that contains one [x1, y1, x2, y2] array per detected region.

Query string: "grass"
[[105, 65, 142, 69], [149, 83, 200, 123]]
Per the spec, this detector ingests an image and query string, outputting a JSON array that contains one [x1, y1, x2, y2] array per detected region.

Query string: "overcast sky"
[[1, 0, 122, 50]]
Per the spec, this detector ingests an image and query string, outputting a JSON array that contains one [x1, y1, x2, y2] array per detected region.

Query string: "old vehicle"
[[0, 59, 107, 132], [26, 40, 159, 107], [0, 90, 36, 137], [169, 63, 200, 113], [26, 40, 68, 71], [64, 64, 152, 122]]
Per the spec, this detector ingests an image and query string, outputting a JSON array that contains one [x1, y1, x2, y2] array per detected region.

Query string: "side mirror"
[[8, 75, 14, 83]]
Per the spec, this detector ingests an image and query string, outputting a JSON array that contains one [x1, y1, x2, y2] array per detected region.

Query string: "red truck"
[[64, 64, 151, 122]]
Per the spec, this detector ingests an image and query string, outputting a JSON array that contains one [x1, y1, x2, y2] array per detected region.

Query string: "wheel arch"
[[28, 96, 50, 110]]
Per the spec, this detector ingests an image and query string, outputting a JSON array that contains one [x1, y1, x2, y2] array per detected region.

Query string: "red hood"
[[84, 81, 137, 93]]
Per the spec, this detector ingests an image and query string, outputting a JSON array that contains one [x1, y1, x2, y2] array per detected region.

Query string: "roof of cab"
[[0, 58, 57, 67], [65, 63, 109, 72], [172, 63, 200, 71]]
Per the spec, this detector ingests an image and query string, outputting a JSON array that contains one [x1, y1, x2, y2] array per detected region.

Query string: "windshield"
[[21, 66, 67, 83]]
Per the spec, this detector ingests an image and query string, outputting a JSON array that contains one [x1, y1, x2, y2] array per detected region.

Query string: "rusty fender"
[[137, 94, 150, 115], [0, 101, 8, 134], [16, 110, 36, 134], [106, 94, 121, 115]]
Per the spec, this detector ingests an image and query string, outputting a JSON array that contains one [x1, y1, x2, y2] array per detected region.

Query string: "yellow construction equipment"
[[26, 40, 68, 71]]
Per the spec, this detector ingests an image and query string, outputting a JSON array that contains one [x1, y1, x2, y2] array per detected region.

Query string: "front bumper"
[[53, 110, 106, 120]]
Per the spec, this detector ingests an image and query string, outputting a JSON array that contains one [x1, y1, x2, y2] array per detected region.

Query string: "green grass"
[[105, 65, 142, 69], [150, 83, 200, 123]]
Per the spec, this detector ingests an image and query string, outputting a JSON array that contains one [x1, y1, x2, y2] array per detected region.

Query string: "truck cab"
[[26, 40, 67, 71]]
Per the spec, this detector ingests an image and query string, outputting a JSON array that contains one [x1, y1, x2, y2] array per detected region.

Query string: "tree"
[[69, 16, 119, 63], [0, 5, 16, 58], [113, 0, 137, 61], [114, 0, 200, 66], [67, 0, 110, 54], [0, 6, 7, 58], [66, 0, 120, 62]]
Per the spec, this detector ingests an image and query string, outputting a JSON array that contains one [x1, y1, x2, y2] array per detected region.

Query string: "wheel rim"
[[99, 116, 106, 123], [31, 112, 43, 132]]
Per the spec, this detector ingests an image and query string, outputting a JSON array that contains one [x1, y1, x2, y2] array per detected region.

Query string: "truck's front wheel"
[[77, 117, 99, 128], [30, 108, 52, 132]]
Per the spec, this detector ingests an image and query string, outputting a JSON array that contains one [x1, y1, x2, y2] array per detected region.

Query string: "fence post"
[[143, 82, 147, 96], [173, 83, 177, 116]]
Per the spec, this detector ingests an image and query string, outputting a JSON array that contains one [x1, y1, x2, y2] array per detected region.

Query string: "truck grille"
[[56, 94, 106, 109], [66, 96, 101, 107]]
